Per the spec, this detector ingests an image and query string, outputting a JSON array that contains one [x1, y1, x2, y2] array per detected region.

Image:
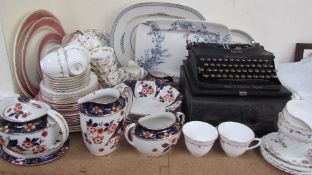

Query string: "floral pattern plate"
[[135, 19, 232, 80], [125, 80, 182, 122], [111, 2, 205, 67], [261, 132, 312, 169], [0, 139, 69, 166], [260, 143, 312, 175]]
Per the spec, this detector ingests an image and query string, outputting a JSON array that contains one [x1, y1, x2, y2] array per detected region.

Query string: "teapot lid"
[[1, 96, 50, 123]]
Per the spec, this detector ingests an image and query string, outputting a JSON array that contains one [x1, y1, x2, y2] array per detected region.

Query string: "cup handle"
[[247, 138, 261, 150], [175, 112, 185, 125], [124, 123, 135, 146]]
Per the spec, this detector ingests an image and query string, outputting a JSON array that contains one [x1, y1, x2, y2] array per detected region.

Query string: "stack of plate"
[[37, 71, 99, 132], [13, 10, 65, 97], [260, 133, 312, 175]]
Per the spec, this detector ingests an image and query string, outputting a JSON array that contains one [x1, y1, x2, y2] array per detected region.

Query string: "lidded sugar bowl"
[[0, 96, 69, 160]]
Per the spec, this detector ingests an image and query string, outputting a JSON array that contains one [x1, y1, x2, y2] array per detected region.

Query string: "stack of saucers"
[[38, 70, 99, 132], [260, 99, 312, 174]]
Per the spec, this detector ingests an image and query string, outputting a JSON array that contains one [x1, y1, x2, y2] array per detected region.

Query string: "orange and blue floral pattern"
[[80, 98, 125, 116], [0, 115, 47, 133]]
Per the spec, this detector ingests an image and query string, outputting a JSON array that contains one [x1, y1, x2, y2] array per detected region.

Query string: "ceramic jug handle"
[[247, 138, 261, 150], [115, 83, 133, 117], [124, 123, 135, 146], [176, 112, 185, 125]]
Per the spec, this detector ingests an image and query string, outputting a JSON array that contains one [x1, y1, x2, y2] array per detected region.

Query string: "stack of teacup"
[[39, 45, 98, 132], [64, 29, 128, 87], [259, 99, 312, 174], [90, 47, 128, 87]]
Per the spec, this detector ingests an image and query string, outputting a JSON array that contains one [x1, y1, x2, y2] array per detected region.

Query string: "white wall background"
[[0, 0, 311, 92]]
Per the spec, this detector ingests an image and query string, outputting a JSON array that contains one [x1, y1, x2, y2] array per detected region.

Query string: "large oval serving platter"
[[135, 19, 232, 80], [14, 11, 65, 97], [111, 2, 206, 67]]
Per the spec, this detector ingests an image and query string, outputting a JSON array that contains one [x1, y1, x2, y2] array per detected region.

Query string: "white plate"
[[135, 19, 231, 79], [261, 132, 312, 168], [111, 2, 206, 67], [230, 29, 254, 43], [261, 145, 312, 175]]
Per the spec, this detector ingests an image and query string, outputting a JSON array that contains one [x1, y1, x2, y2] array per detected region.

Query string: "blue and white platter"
[[135, 19, 232, 80], [111, 2, 206, 67]]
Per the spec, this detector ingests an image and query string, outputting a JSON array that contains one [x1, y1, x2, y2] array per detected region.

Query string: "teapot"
[[78, 83, 133, 156], [0, 97, 69, 158]]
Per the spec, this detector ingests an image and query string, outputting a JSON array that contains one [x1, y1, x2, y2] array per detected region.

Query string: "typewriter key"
[[239, 64, 245, 68], [263, 64, 268, 68], [260, 69, 266, 73], [218, 58, 223, 62], [203, 74, 209, 78], [216, 74, 222, 78], [242, 69, 247, 73], [268, 64, 274, 68], [233, 64, 238, 67], [218, 69, 224, 73], [224, 69, 230, 73], [251, 64, 256, 67], [254, 69, 259, 73], [245, 64, 250, 68], [265, 75, 271, 79], [222, 64, 227, 67], [248, 69, 253, 73], [213, 68, 218, 72], [210, 63, 215, 67], [266, 69, 272, 73], [207, 68, 212, 72], [259, 75, 265, 79], [206, 58, 211, 62], [271, 74, 278, 78], [228, 64, 233, 67], [224, 58, 229, 62], [241, 74, 246, 79], [200, 58, 205, 61], [229, 58, 234, 62], [253, 75, 259, 79], [212, 58, 217, 62], [222, 74, 227, 78], [236, 69, 241, 73], [235, 74, 240, 78], [257, 64, 262, 68], [230, 69, 236, 73], [210, 74, 216, 78], [228, 74, 234, 78], [204, 63, 209, 67]]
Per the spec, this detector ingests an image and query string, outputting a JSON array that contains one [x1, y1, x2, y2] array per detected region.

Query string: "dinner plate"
[[230, 29, 254, 43], [14, 11, 65, 97], [135, 19, 231, 79], [111, 2, 206, 67]]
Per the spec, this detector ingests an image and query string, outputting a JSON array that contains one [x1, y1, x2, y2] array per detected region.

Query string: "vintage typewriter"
[[186, 42, 290, 96]]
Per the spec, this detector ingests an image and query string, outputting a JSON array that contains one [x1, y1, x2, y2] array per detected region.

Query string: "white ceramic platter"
[[230, 29, 254, 43], [261, 133, 312, 170], [14, 11, 65, 97], [135, 19, 231, 79], [111, 2, 206, 67]]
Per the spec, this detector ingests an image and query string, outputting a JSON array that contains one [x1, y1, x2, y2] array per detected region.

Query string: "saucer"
[[0, 139, 69, 166], [262, 132, 312, 168]]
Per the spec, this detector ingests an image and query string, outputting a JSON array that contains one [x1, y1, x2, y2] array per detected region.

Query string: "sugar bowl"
[[124, 112, 185, 156], [0, 96, 69, 159]]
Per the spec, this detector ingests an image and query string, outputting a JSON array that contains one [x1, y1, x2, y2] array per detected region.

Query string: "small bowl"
[[182, 121, 218, 157], [278, 113, 312, 143]]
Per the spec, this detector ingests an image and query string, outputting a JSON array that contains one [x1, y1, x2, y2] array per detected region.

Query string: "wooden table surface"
[[0, 133, 285, 175]]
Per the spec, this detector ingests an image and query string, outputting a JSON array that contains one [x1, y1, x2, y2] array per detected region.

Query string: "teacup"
[[40, 47, 69, 78], [124, 112, 184, 156], [217, 122, 261, 157], [282, 99, 312, 130], [63, 45, 90, 76], [182, 121, 218, 157], [67, 32, 102, 51], [277, 113, 312, 143]]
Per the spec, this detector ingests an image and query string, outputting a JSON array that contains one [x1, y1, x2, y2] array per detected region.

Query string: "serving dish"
[[230, 29, 254, 43], [111, 2, 206, 67], [13, 11, 65, 97], [135, 19, 231, 80]]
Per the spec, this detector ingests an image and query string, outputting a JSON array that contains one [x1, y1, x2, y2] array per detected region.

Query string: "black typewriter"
[[186, 42, 282, 91]]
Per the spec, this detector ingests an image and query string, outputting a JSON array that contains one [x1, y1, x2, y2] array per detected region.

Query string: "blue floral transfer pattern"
[[137, 21, 171, 71], [168, 21, 231, 43]]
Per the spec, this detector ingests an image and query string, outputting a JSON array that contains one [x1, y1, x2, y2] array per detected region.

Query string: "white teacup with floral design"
[[182, 121, 218, 157], [218, 122, 261, 158], [78, 83, 133, 156]]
